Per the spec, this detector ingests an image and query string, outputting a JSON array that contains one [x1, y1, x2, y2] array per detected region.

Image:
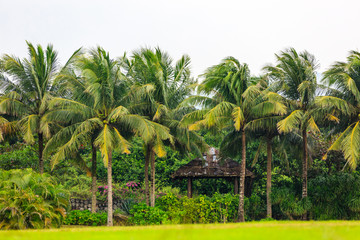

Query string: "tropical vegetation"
[[1, 42, 360, 229]]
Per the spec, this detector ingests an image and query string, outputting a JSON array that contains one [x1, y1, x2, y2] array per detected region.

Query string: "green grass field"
[[1, 221, 360, 240]]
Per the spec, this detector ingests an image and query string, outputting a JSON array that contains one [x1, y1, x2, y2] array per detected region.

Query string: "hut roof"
[[172, 147, 254, 179]]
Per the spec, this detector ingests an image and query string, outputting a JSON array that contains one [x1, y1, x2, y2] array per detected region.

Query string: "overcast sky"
[[1, 0, 359, 78]]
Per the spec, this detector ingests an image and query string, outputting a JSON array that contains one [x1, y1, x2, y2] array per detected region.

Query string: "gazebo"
[[171, 148, 255, 198]]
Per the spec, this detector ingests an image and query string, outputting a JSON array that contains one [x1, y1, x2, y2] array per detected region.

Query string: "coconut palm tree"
[[122, 47, 206, 207], [263, 48, 326, 219], [182, 57, 286, 222], [44, 47, 171, 226], [246, 92, 286, 219], [0, 42, 79, 174], [320, 51, 360, 170]]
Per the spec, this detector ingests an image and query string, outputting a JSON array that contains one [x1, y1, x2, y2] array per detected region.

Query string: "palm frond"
[[277, 110, 303, 133]]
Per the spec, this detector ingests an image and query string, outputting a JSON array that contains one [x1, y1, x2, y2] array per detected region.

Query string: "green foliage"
[[0, 169, 69, 229], [309, 172, 360, 220], [63, 210, 107, 226], [129, 203, 168, 225], [272, 187, 311, 220], [155, 193, 239, 224], [65, 175, 92, 200], [0, 143, 38, 170], [96, 138, 192, 190]]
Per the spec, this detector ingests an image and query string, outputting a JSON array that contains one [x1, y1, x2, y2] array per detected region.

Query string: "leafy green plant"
[[63, 210, 107, 226], [272, 187, 311, 220], [0, 169, 69, 229], [119, 199, 137, 215], [129, 203, 168, 225], [155, 193, 240, 224], [309, 173, 360, 220], [0, 143, 38, 170]]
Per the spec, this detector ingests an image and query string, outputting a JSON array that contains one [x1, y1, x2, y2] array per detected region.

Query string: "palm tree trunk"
[[107, 151, 113, 226], [266, 138, 272, 219], [91, 143, 97, 213], [38, 133, 44, 174], [302, 129, 308, 220], [237, 129, 246, 222], [150, 150, 156, 207], [144, 145, 151, 206]]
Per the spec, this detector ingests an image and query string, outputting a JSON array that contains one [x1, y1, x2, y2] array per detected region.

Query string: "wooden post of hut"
[[187, 178, 192, 198], [234, 177, 239, 194]]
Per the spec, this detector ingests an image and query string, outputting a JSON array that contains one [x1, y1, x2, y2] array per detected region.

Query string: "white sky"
[[1, 0, 359, 78]]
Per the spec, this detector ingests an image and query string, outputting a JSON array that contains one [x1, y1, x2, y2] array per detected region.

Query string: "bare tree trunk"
[[107, 151, 113, 226], [38, 133, 44, 174], [266, 138, 272, 219], [237, 129, 246, 222], [187, 178, 192, 198], [150, 150, 156, 207], [144, 145, 151, 206], [302, 129, 308, 220], [91, 143, 97, 213]]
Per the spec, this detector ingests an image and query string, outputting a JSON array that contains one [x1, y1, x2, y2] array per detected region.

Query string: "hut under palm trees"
[[172, 148, 255, 197]]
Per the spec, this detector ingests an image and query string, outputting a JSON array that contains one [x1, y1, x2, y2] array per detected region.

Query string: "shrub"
[[309, 173, 360, 220], [63, 210, 107, 226], [272, 187, 311, 220], [129, 203, 168, 225], [156, 193, 239, 224], [0, 143, 38, 170], [0, 169, 69, 229]]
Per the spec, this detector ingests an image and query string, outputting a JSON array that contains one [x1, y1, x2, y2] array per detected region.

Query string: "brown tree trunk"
[[187, 178, 192, 198], [150, 150, 156, 207], [237, 129, 246, 222], [302, 129, 308, 220], [38, 133, 44, 174], [91, 143, 97, 213], [266, 138, 272, 219], [107, 151, 113, 226], [144, 145, 151, 206]]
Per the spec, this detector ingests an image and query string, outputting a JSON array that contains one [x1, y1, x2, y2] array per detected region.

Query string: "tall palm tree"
[[183, 57, 286, 222], [44, 47, 171, 226], [0, 42, 78, 174], [122, 47, 205, 207], [320, 51, 360, 170], [246, 79, 286, 219], [263, 48, 326, 219]]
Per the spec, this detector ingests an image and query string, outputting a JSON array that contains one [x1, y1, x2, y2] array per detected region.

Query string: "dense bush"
[[271, 187, 311, 220], [0, 169, 69, 229], [63, 210, 107, 226], [128, 193, 240, 225], [309, 173, 360, 220], [0, 143, 38, 170], [129, 203, 168, 225]]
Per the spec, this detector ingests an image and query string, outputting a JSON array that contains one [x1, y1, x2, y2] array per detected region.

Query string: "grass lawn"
[[1, 221, 360, 240]]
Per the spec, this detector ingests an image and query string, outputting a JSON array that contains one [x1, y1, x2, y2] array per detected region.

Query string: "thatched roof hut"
[[172, 148, 254, 197]]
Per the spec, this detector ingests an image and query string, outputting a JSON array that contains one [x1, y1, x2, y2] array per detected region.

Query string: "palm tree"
[[246, 83, 286, 219], [122, 47, 205, 207], [44, 47, 171, 226], [0, 42, 78, 174], [263, 48, 326, 219], [183, 57, 286, 222], [320, 51, 360, 170]]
